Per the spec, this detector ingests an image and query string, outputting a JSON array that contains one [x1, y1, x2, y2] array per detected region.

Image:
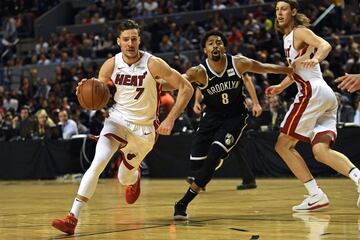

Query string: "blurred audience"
[[0, 0, 359, 141]]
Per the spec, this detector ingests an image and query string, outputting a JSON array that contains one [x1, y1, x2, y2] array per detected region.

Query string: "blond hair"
[[275, 0, 310, 33], [36, 109, 55, 127]]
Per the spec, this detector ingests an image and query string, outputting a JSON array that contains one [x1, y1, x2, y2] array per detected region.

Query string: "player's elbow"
[[184, 81, 194, 96], [179, 81, 194, 99], [323, 41, 332, 53]]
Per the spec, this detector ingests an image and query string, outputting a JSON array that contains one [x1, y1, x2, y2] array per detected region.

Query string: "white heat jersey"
[[281, 29, 338, 144], [109, 51, 161, 125], [284, 29, 323, 84]]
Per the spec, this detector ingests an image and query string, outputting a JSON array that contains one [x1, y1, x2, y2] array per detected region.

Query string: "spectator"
[[0, 111, 14, 141], [58, 109, 78, 139], [12, 105, 35, 140], [227, 0, 240, 8], [354, 96, 360, 126], [143, 0, 158, 16], [212, 0, 226, 10], [267, 95, 286, 131], [89, 109, 106, 135], [34, 77, 51, 99], [335, 92, 355, 123], [33, 109, 59, 139]]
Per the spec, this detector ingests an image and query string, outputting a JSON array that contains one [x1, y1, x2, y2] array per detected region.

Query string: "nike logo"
[[307, 200, 320, 206], [209, 76, 216, 81], [144, 132, 152, 135], [118, 67, 125, 70]]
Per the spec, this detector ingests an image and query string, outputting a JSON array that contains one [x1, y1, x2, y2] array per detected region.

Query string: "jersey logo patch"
[[227, 68, 235, 77], [114, 71, 147, 86], [225, 133, 234, 146]]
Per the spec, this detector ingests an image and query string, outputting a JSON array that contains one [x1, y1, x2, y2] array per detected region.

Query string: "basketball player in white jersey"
[[52, 19, 193, 234], [266, 0, 360, 212]]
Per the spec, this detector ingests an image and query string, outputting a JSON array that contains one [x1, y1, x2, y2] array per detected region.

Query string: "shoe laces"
[[65, 213, 77, 225]]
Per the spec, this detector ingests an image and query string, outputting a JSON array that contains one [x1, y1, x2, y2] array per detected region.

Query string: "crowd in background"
[[0, 0, 360, 141]]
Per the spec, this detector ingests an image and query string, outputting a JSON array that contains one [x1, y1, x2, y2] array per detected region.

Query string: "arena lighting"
[[312, 4, 335, 27]]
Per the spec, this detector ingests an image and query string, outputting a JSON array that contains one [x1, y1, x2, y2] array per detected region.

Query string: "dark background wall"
[[1, 128, 359, 180]]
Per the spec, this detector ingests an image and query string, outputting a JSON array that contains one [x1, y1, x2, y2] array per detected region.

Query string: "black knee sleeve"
[[194, 144, 227, 188], [190, 160, 204, 171]]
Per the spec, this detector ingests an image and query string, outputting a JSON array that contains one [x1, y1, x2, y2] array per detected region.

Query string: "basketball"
[[77, 78, 110, 110]]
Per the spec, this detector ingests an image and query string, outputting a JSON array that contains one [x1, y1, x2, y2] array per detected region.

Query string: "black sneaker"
[[173, 202, 188, 220], [236, 182, 257, 190]]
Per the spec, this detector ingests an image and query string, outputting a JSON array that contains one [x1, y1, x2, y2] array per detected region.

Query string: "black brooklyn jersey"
[[198, 54, 246, 116]]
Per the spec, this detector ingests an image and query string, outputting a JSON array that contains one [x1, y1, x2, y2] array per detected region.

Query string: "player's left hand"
[[295, 58, 319, 69], [252, 103, 262, 117], [157, 117, 175, 135]]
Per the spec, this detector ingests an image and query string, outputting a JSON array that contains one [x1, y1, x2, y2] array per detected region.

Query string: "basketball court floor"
[[0, 178, 359, 239]]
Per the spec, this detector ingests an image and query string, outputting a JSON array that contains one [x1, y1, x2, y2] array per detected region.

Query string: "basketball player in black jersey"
[[173, 30, 293, 220]]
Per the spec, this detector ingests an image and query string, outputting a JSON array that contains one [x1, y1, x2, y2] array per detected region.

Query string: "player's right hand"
[[265, 84, 282, 96], [193, 103, 202, 114], [157, 117, 175, 135], [335, 74, 360, 93], [76, 78, 88, 95]]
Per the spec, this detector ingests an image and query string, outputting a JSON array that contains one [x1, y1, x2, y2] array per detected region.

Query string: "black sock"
[[179, 187, 198, 206]]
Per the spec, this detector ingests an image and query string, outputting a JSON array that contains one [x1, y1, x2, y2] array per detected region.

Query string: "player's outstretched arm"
[[235, 56, 293, 75], [149, 57, 194, 135], [335, 74, 360, 93]]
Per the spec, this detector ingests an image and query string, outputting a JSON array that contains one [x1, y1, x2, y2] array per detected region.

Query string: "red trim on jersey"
[[280, 128, 310, 143], [154, 82, 161, 142], [312, 130, 337, 148], [281, 73, 312, 143], [118, 150, 135, 170], [294, 45, 308, 59]]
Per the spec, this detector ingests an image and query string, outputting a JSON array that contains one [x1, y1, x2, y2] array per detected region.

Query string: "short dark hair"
[[118, 19, 141, 36], [20, 105, 30, 112], [201, 30, 227, 49]]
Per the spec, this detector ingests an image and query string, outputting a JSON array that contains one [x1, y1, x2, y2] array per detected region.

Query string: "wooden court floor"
[[0, 178, 359, 240]]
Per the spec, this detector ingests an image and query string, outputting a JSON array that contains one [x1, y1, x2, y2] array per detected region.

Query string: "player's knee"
[[194, 159, 221, 187], [275, 141, 285, 155], [190, 160, 204, 171], [275, 135, 293, 155], [312, 144, 329, 163]]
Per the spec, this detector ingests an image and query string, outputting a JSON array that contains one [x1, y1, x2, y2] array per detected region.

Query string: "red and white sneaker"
[[125, 169, 141, 204], [52, 212, 78, 235], [292, 193, 330, 212]]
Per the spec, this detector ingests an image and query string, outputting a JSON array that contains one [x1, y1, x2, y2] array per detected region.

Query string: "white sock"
[[304, 179, 322, 196], [348, 168, 360, 185], [70, 198, 86, 219]]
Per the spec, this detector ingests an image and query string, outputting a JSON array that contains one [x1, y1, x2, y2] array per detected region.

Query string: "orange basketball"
[[77, 78, 110, 110]]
